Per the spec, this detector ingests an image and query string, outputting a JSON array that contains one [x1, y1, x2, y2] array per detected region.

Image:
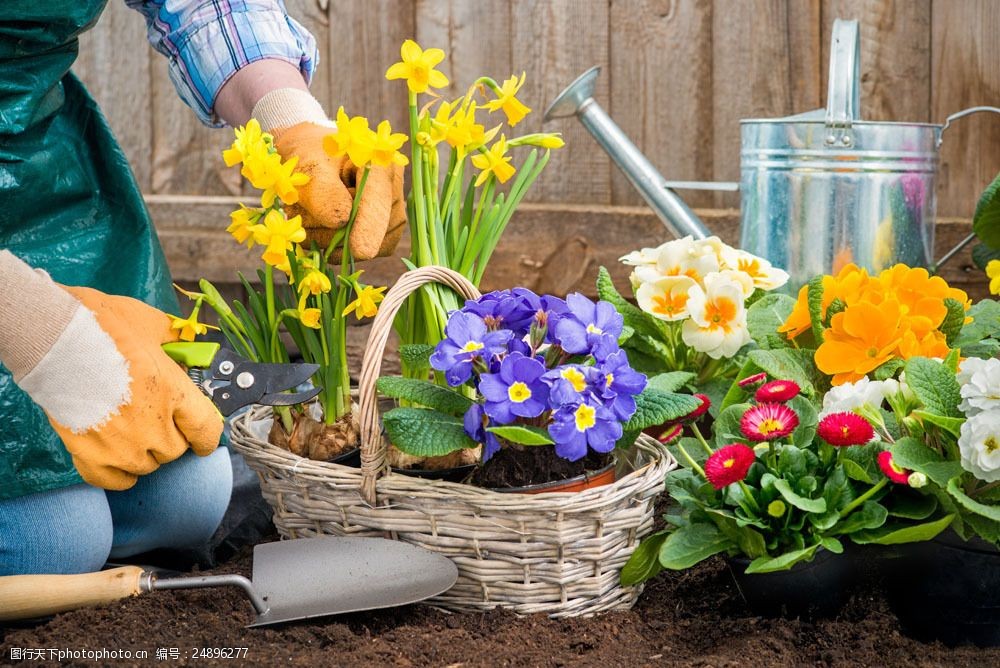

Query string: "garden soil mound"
[[3, 545, 998, 667]]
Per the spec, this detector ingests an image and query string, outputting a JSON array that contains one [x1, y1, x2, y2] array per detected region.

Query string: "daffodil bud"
[[908, 472, 928, 488], [416, 131, 432, 146], [767, 500, 786, 518]]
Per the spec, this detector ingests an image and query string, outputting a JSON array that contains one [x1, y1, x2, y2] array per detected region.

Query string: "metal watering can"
[[544, 19, 1000, 288]]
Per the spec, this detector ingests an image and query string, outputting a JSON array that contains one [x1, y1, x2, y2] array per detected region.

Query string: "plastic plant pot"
[[392, 464, 478, 483], [727, 547, 855, 619], [886, 530, 1000, 647], [492, 460, 617, 494]]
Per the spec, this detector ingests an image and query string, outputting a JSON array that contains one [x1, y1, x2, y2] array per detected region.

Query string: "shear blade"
[[260, 386, 323, 407], [243, 361, 320, 395]]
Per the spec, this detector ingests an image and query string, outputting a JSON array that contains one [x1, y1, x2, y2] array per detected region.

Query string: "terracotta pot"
[[493, 460, 617, 494]]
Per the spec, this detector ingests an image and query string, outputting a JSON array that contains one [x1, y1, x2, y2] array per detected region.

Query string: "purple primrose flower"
[[599, 350, 647, 421], [548, 397, 623, 462], [552, 293, 623, 360], [463, 403, 501, 461], [430, 311, 513, 386], [478, 352, 550, 423], [543, 364, 608, 407]]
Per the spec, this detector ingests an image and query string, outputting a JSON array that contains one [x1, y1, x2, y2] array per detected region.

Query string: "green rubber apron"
[[0, 0, 178, 499]]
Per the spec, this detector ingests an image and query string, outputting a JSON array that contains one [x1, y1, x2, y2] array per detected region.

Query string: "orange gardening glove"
[[253, 89, 406, 260], [0, 252, 223, 490]]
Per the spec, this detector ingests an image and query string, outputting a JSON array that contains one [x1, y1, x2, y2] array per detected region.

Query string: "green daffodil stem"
[[690, 423, 714, 456], [841, 478, 888, 516], [675, 440, 705, 478]]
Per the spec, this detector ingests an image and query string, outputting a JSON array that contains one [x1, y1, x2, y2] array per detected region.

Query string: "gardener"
[[0, 0, 404, 577]]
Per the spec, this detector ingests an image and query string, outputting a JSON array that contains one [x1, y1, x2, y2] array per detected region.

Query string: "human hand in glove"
[[0, 251, 224, 490], [253, 88, 406, 260]]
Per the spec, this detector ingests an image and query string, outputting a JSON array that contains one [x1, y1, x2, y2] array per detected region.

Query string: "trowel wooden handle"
[[0, 566, 146, 621]]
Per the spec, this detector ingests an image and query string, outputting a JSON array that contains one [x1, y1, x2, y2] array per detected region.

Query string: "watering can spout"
[[543, 66, 712, 241]]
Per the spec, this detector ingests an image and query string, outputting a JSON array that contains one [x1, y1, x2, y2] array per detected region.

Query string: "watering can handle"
[[938, 106, 1000, 146], [825, 18, 861, 147]]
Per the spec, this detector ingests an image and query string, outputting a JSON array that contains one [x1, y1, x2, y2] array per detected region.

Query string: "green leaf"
[[820, 536, 845, 554], [773, 478, 827, 513], [841, 441, 883, 484], [625, 389, 701, 431], [842, 459, 873, 484], [892, 437, 964, 486], [874, 358, 906, 381], [913, 410, 964, 438], [747, 349, 818, 397], [973, 171, 1000, 248], [887, 492, 938, 520], [658, 523, 733, 570], [788, 395, 819, 450], [382, 407, 477, 457], [621, 531, 667, 586], [853, 514, 954, 545], [713, 403, 750, 447], [947, 476, 1000, 521], [971, 242, 1000, 271], [399, 344, 436, 370], [745, 544, 820, 574], [596, 266, 668, 341], [941, 298, 968, 347], [646, 372, 696, 394], [747, 294, 796, 350], [376, 377, 474, 416], [807, 275, 826, 343], [955, 299, 1000, 349], [487, 425, 554, 446], [904, 357, 962, 418], [831, 501, 888, 535]]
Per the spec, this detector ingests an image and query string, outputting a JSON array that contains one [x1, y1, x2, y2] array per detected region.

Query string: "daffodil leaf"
[[382, 407, 477, 457], [657, 523, 733, 570], [746, 293, 796, 350], [852, 514, 954, 545], [773, 478, 827, 513], [972, 170, 1000, 248], [487, 425, 554, 446], [376, 377, 473, 417], [904, 357, 962, 417], [744, 544, 819, 574], [625, 389, 701, 432], [621, 531, 667, 586]]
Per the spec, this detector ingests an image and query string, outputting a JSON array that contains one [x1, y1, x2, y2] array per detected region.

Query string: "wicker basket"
[[229, 266, 677, 616]]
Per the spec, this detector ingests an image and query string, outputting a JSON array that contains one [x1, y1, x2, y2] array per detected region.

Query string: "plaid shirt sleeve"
[[126, 0, 319, 127]]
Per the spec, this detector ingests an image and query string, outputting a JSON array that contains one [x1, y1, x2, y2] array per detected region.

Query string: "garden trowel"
[[0, 537, 458, 627]]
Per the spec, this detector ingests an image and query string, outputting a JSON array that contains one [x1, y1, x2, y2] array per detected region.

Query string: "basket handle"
[[358, 266, 481, 504]]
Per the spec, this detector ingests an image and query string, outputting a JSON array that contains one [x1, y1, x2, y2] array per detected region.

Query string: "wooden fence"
[[74, 0, 1000, 300]]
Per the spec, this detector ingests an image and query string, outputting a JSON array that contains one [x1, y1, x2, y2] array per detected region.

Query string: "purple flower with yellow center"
[[599, 350, 647, 421], [548, 397, 622, 461], [552, 293, 623, 359], [478, 352, 549, 423], [543, 364, 606, 407], [430, 311, 513, 386], [464, 403, 501, 461]]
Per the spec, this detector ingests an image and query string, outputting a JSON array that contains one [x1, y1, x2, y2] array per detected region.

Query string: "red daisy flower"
[[657, 424, 683, 444], [739, 403, 799, 442], [705, 443, 756, 489], [817, 412, 875, 447], [738, 372, 768, 389], [754, 379, 801, 403], [878, 451, 910, 484]]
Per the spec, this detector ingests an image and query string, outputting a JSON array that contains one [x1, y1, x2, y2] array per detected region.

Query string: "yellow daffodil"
[[343, 284, 387, 320], [258, 154, 310, 208], [986, 259, 1000, 295], [369, 120, 409, 167], [222, 119, 271, 166], [471, 135, 516, 186], [298, 307, 322, 329], [251, 209, 307, 267], [423, 100, 455, 145], [444, 102, 499, 157], [323, 107, 374, 167], [509, 132, 565, 149], [484, 73, 530, 126], [167, 302, 218, 342], [385, 39, 449, 94], [227, 204, 263, 247], [298, 268, 332, 296]]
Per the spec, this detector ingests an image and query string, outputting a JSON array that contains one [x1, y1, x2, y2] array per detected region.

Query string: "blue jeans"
[[0, 447, 232, 575]]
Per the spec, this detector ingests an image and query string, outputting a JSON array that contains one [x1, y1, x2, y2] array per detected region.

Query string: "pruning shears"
[[162, 342, 322, 416]]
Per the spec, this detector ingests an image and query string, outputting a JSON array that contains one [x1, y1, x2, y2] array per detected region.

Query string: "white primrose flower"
[[619, 247, 659, 267], [636, 275, 697, 321], [681, 272, 750, 359], [882, 374, 917, 405], [819, 376, 888, 419], [693, 236, 740, 269], [958, 357, 1000, 416], [958, 410, 1000, 483], [728, 250, 790, 291], [717, 268, 755, 299], [957, 356, 992, 387], [633, 235, 721, 285]]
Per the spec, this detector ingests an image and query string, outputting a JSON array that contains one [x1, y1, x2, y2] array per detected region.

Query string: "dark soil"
[[469, 445, 612, 488], [4, 545, 999, 667]]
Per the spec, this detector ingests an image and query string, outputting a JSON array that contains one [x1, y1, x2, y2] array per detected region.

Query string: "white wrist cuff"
[[251, 88, 329, 131]]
